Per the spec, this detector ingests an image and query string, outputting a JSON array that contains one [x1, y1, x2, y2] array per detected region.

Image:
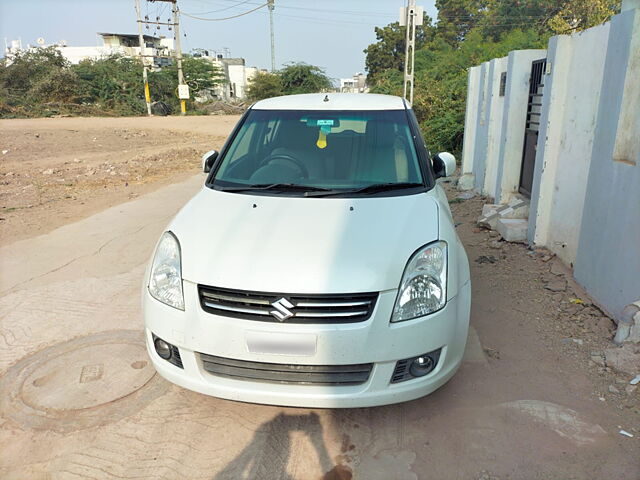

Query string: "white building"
[[340, 73, 368, 93], [4, 33, 174, 68], [192, 52, 260, 101]]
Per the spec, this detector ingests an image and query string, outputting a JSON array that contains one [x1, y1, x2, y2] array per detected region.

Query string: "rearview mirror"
[[433, 152, 456, 178], [202, 150, 218, 173]]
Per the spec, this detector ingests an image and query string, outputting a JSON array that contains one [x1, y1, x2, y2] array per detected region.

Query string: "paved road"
[[1, 175, 638, 479]]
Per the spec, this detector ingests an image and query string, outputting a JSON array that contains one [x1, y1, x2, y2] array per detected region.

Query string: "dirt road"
[[0, 117, 638, 479], [0, 115, 240, 245]]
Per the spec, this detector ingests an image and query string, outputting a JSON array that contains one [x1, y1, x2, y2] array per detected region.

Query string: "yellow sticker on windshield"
[[316, 130, 327, 149]]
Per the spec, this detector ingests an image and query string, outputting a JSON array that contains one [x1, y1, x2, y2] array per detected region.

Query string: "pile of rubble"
[[477, 196, 530, 243]]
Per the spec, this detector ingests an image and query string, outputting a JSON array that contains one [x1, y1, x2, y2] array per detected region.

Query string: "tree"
[[547, 0, 620, 33], [278, 63, 332, 95], [435, 0, 487, 45], [363, 15, 434, 86], [246, 71, 283, 101], [73, 55, 145, 114]]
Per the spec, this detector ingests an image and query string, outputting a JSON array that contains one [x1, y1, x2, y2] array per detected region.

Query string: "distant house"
[[340, 73, 368, 93], [4, 33, 174, 68], [192, 52, 261, 101]]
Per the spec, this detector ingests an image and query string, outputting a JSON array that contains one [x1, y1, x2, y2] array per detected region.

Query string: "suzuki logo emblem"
[[270, 297, 295, 321]]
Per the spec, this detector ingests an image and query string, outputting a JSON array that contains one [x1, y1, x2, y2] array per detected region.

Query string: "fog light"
[[410, 355, 435, 377], [154, 337, 172, 360], [391, 348, 442, 383]]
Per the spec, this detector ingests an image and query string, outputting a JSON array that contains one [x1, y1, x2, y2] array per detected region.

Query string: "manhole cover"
[[0, 330, 169, 433]]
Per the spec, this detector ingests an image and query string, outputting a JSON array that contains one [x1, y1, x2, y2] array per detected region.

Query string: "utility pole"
[[399, 0, 423, 104], [171, 0, 187, 115], [135, 0, 152, 116], [268, 0, 275, 72]]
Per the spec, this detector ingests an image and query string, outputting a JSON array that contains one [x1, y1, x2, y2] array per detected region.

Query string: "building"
[[192, 52, 261, 101], [340, 73, 368, 93], [4, 33, 174, 68]]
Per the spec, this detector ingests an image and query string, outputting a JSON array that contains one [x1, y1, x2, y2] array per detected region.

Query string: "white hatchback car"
[[144, 93, 470, 408]]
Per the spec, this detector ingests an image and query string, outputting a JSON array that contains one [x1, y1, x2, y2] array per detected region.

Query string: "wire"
[[181, 2, 268, 21], [186, 0, 254, 15]]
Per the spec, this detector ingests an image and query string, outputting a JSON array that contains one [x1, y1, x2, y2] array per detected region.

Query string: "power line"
[[186, 0, 253, 15], [181, 2, 268, 20]]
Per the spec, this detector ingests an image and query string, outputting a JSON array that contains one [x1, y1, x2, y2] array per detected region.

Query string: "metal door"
[[518, 58, 546, 197]]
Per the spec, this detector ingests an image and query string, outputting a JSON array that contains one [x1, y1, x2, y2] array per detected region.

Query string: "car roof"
[[251, 93, 407, 111]]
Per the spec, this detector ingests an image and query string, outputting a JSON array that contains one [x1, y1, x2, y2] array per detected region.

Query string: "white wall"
[[494, 49, 546, 203], [482, 57, 507, 198], [461, 66, 481, 176], [530, 23, 611, 264]]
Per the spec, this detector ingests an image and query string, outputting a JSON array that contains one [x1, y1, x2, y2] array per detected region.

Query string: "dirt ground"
[[0, 116, 638, 479], [0, 115, 240, 246]]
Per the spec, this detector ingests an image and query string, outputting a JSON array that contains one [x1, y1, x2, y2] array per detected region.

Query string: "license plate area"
[[245, 331, 317, 356]]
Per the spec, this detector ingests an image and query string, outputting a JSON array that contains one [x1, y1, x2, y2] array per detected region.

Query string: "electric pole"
[[399, 0, 423, 104], [135, 0, 152, 116], [171, 0, 187, 114], [268, 0, 275, 72]]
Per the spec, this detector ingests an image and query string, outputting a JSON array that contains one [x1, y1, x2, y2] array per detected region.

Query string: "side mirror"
[[433, 152, 456, 178], [202, 150, 218, 173]]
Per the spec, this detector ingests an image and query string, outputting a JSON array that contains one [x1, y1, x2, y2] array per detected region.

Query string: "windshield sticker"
[[316, 119, 334, 126]]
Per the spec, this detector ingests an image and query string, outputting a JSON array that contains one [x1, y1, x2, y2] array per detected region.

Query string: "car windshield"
[[210, 109, 426, 196]]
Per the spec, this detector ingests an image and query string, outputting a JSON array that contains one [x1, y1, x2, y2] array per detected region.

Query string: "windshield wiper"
[[304, 182, 425, 197], [217, 183, 334, 193]]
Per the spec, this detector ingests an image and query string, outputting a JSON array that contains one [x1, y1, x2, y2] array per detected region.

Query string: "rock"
[[590, 354, 605, 366], [457, 191, 476, 200], [1, 149, 9, 155], [550, 262, 565, 276], [457, 173, 475, 191], [488, 239, 503, 249], [495, 218, 528, 243], [475, 255, 498, 264], [604, 345, 640, 376], [42, 168, 54, 175], [545, 278, 567, 292], [626, 385, 637, 395], [608, 385, 620, 394], [488, 230, 501, 238]]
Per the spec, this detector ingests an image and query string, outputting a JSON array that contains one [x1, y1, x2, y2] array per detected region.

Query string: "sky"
[[0, 0, 438, 80]]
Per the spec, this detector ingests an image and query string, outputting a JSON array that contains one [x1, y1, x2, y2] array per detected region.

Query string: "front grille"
[[200, 353, 373, 386], [198, 285, 378, 323]]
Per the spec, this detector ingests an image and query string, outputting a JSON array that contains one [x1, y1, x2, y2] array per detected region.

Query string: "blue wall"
[[574, 9, 640, 319]]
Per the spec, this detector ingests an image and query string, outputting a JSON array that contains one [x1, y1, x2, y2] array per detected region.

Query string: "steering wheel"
[[258, 153, 309, 179]]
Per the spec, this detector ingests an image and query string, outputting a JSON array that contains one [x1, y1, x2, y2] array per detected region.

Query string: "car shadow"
[[212, 411, 352, 480]]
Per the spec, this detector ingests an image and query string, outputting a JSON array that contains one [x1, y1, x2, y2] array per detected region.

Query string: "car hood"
[[169, 188, 440, 293]]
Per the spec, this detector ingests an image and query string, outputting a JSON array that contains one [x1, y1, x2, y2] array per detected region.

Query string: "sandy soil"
[[0, 117, 637, 479], [0, 115, 240, 246]]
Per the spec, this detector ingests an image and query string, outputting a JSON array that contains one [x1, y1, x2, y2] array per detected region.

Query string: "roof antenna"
[[323, 95, 329, 102]]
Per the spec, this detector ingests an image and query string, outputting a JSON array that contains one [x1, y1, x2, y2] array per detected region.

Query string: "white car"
[[143, 93, 471, 408]]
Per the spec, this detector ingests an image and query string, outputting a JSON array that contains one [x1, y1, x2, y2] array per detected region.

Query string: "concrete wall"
[[461, 66, 481, 176], [529, 23, 611, 265], [494, 49, 546, 203], [574, 6, 640, 320], [473, 63, 489, 191], [482, 57, 507, 198], [461, 2, 639, 321]]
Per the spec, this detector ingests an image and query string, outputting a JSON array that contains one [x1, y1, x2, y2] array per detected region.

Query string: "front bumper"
[[143, 280, 471, 408]]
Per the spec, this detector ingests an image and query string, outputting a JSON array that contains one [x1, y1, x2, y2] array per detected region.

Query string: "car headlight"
[[391, 241, 447, 322], [148, 231, 184, 310]]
